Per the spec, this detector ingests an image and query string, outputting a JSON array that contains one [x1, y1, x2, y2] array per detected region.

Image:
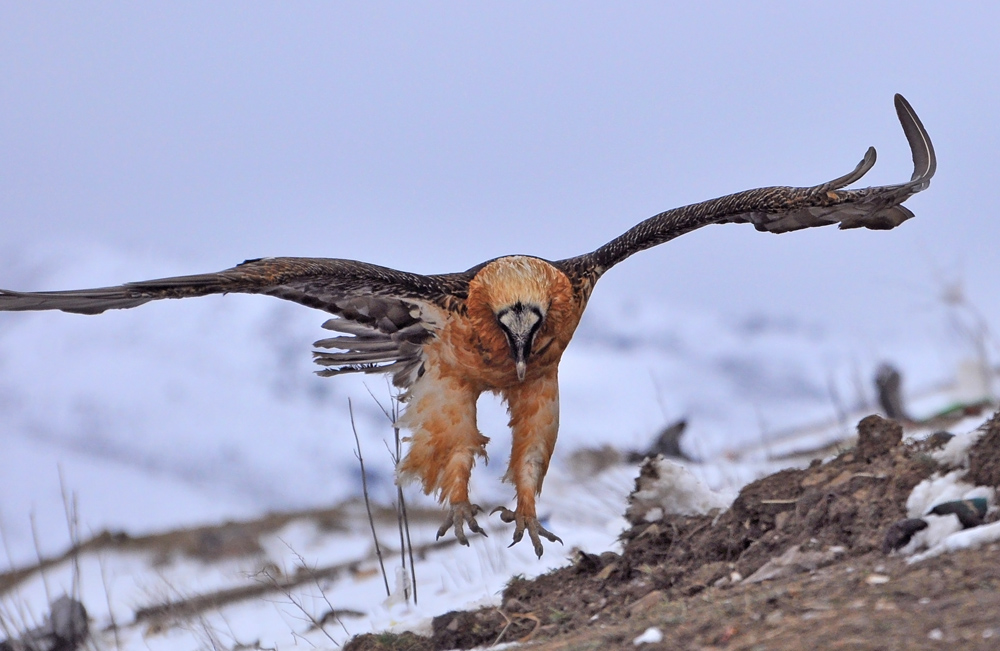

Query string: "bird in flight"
[[0, 95, 935, 556]]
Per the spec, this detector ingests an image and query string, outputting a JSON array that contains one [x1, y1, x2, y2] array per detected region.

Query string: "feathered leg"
[[494, 370, 563, 557], [396, 370, 489, 545]]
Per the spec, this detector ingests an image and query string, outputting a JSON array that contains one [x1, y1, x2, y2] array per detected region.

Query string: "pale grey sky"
[[3, 3, 1000, 564], [2, 2, 998, 338]]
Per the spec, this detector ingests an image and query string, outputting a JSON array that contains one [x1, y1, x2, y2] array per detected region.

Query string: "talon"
[[454, 520, 468, 546], [438, 502, 488, 545], [468, 518, 487, 537], [492, 506, 562, 557], [490, 505, 516, 523], [536, 524, 563, 545], [436, 513, 455, 541]]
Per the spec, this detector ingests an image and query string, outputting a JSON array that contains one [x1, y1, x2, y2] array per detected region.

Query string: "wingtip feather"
[[893, 94, 937, 185]]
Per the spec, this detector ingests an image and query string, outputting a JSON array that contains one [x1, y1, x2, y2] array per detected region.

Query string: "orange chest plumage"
[[430, 256, 584, 389]]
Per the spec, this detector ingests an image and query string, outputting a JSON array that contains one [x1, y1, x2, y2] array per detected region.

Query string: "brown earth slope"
[[348, 412, 1000, 651]]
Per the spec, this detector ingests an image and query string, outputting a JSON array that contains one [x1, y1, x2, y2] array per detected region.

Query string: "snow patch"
[[902, 416, 998, 561], [932, 422, 990, 467], [628, 457, 735, 522], [899, 514, 964, 555], [633, 626, 664, 645], [908, 520, 1000, 564], [906, 470, 989, 519]]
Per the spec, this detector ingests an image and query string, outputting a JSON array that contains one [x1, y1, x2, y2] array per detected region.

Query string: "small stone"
[[857, 415, 903, 462], [633, 626, 664, 646], [928, 628, 944, 641], [865, 574, 890, 585], [926, 431, 954, 449], [882, 518, 929, 553]]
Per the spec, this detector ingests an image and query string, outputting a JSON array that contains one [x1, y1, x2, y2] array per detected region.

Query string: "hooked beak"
[[497, 302, 543, 383]]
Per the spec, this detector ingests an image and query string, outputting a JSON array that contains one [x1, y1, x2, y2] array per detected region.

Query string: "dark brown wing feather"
[[0, 257, 473, 388], [556, 94, 936, 292]]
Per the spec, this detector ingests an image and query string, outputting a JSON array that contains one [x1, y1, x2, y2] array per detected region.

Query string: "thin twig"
[[95, 549, 122, 651], [279, 538, 350, 637], [255, 565, 338, 646], [57, 466, 82, 603], [492, 608, 513, 647], [350, 398, 390, 597], [29, 513, 52, 607], [133, 535, 459, 623], [384, 386, 418, 604], [373, 384, 419, 605], [0, 514, 15, 574], [362, 382, 393, 423], [392, 491, 409, 604], [394, 392, 418, 605], [382, 430, 411, 605]]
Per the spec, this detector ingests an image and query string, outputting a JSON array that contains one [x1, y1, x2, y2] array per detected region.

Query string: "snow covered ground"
[[0, 245, 995, 648]]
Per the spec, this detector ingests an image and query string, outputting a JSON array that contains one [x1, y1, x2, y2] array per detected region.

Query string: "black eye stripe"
[[495, 303, 544, 346]]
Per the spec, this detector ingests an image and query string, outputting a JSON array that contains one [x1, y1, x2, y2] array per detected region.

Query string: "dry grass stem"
[[349, 398, 391, 597]]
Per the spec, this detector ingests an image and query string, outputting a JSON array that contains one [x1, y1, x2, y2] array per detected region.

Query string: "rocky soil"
[[348, 413, 1000, 651]]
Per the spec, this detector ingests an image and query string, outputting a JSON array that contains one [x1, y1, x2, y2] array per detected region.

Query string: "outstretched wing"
[[556, 94, 936, 290], [0, 257, 473, 388]]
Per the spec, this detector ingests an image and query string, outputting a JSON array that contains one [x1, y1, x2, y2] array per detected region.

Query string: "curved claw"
[[490, 505, 516, 523], [437, 502, 487, 546], [491, 506, 563, 558]]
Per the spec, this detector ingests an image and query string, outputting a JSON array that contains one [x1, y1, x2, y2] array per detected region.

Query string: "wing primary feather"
[[894, 93, 936, 186], [555, 94, 936, 284], [313, 337, 399, 352], [0, 287, 152, 315], [312, 350, 401, 365], [820, 147, 877, 191]]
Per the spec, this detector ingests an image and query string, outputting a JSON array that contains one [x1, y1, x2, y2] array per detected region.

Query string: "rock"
[[926, 431, 955, 449], [0, 596, 88, 651], [857, 415, 903, 462], [928, 498, 988, 529], [627, 590, 665, 616], [882, 518, 929, 553], [745, 545, 844, 583]]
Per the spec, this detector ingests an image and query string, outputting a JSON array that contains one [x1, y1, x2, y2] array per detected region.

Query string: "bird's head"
[[495, 300, 545, 381], [469, 255, 574, 382]]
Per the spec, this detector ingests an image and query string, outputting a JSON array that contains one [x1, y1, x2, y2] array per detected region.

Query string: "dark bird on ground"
[[0, 95, 935, 556]]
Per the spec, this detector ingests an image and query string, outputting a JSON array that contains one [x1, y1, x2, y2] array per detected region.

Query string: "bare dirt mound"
[[348, 413, 1000, 650]]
